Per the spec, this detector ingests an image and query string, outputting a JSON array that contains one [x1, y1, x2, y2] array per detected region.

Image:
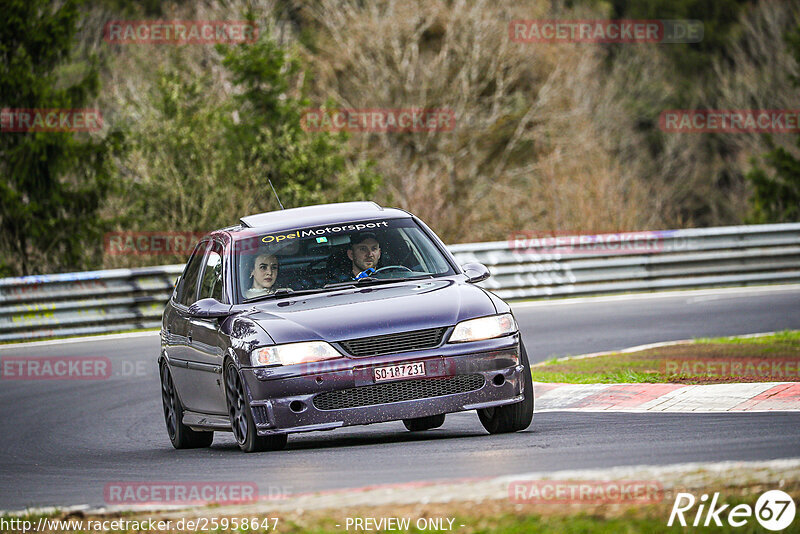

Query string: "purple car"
[[159, 202, 533, 452]]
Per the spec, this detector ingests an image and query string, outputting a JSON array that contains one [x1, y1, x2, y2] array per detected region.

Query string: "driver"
[[347, 232, 381, 279]]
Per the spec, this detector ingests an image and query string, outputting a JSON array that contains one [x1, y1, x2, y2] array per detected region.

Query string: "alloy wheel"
[[225, 364, 248, 444], [161, 367, 178, 439]]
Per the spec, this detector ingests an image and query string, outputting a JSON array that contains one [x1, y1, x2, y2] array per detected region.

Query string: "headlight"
[[448, 313, 517, 343], [250, 341, 342, 367]]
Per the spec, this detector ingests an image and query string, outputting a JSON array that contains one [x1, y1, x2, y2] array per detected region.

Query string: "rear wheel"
[[403, 414, 446, 431], [224, 361, 287, 453], [477, 341, 534, 434], [160, 362, 214, 449]]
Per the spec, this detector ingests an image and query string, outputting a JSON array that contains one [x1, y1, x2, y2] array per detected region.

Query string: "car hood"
[[245, 278, 496, 344]]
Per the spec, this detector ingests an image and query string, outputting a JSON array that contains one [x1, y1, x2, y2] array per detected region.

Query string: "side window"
[[198, 242, 225, 303], [177, 242, 208, 307]]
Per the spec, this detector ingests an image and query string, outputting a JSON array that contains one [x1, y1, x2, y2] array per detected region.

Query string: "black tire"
[[477, 341, 534, 434], [160, 362, 214, 449], [224, 361, 287, 453], [403, 413, 446, 431]]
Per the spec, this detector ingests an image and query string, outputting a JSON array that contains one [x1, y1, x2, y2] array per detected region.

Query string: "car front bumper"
[[239, 333, 525, 435]]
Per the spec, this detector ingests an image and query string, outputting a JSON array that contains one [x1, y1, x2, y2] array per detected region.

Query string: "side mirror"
[[461, 262, 490, 283], [188, 298, 233, 319]]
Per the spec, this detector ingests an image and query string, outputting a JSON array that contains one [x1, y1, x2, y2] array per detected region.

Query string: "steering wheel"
[[374, 265, 413, 274]]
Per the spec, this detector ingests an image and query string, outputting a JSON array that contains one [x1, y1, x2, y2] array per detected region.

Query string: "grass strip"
[[532, 330, 800, 384]]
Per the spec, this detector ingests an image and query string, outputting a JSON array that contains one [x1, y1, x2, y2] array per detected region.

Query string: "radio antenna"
[[268, 179, 285, 210]]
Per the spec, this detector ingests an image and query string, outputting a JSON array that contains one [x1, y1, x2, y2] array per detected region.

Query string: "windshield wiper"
[[247, 287, 323, 301], [247, 275, 437, 301], [324, 274, 433, 289]]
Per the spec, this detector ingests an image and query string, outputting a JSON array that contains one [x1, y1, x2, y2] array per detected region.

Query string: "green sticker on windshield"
[[316, 237, 328, 243]]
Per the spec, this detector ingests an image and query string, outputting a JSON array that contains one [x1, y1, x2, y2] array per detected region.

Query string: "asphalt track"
[[1, 285, 799, 511]]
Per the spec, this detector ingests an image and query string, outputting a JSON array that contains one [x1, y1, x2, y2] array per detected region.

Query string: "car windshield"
[[233, 218, 456, 302]]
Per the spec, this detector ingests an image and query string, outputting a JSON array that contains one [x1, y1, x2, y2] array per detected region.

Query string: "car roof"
[[235, 202, 412, 235]]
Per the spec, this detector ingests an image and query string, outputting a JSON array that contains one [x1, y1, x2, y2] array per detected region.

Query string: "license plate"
[[373, 362, 426, 382]]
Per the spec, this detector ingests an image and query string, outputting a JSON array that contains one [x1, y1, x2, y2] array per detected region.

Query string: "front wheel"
[[477, 341, 534, 434], [224, 361, 287, 453], [403, 414, 445, 431], [160, 362, 214, 449]]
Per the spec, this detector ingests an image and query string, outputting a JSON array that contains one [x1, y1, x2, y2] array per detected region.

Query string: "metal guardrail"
[[0, 266, 182, 342], [449, 223, 800, 300], [1, 223, 799, 342]]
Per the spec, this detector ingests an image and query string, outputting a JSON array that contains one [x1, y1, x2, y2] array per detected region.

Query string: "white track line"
[[539, 331, 781, 363], [0, 330, 159, 350], [510, 283, 800, 308]]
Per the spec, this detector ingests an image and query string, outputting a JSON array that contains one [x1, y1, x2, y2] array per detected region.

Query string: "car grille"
[[340, 327, 447, 357], [312, 374, 485, 411]]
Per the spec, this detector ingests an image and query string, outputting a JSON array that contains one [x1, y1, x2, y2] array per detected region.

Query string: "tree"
[[219, 26, 380, 209], [607, 0, 748, 78], [113, 23, 381, 254], [745, 25, 800, 224], [0, 0, 122, 276]]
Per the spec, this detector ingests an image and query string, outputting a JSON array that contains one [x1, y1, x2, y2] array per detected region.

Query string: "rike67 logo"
[[668, 490, 796, 531]]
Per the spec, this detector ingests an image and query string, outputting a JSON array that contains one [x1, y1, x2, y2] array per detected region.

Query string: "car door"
[[180, 240, 228, 415], [167, 240, 209, 411]]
